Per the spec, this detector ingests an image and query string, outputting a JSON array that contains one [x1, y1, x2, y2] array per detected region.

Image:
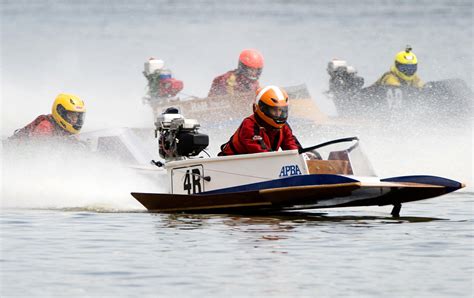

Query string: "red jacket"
[[10, 114, 69, 140], [208, 70, 260, 97], [218, 114, 301, 156]]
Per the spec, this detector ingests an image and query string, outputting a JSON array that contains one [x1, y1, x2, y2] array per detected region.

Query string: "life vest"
[[10, 114, 67, 140], [208, 70, 260, 97], [218, 115, 284, 156], [375, 69, 424, 88]]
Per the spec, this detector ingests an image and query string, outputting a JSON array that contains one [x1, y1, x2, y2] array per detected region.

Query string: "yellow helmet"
[[393, 46, 418, 81], [51, 93, 86, 134]]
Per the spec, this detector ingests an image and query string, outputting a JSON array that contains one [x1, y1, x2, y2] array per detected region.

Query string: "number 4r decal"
[[183, 169, 203, 194], [171, 165, 206, 195]]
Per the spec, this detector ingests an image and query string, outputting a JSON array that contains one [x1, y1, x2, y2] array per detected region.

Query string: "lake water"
[[1, 193, 473, 297], [1, 0, 473, 297]]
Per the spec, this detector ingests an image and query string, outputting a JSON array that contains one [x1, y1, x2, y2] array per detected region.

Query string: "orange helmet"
[[254, 86, 289, 128], [238, 49, 264, 81]]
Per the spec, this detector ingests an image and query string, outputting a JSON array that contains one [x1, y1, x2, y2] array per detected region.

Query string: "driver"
[[208, 49, 264, 97], [9, 93, 86, 140], [218, 86, 301, 156], [372, 46, 424, 88]]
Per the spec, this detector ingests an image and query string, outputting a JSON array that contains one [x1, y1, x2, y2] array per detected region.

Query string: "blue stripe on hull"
[[201, 174, 359, 195]]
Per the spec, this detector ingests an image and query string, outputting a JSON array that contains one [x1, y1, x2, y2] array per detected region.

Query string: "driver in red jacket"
[[218, 86, 301, 155], [9, 93, 86, 141], [208, 49, 264, 97]]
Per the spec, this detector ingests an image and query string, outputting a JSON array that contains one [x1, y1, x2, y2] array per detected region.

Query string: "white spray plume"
[[1, 141, 166, 211]]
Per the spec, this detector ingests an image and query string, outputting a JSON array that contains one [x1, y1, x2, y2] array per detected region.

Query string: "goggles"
[[396, 62, 417, 76]]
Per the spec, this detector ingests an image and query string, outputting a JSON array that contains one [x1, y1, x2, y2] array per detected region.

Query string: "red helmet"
[[238, 49, 264, 81], [254, 86, 289, 128]]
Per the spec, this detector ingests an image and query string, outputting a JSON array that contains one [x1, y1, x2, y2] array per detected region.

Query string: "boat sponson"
[[380, 175, 464, 191]]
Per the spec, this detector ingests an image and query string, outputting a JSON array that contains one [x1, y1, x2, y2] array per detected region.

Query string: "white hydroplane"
[[130, 110, 465, 216]]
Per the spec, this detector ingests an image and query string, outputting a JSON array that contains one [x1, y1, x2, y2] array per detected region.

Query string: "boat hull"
[[131, 174, 464, 213]]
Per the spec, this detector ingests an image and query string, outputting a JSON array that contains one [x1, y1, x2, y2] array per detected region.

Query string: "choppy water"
[[1, 193, 473, 297], [1, 0, 473, 297]]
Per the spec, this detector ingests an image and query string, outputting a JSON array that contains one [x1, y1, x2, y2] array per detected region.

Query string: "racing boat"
[[325, 59, 473, 121], [146, 84, 329, 126], [131, 111, 465, 216]]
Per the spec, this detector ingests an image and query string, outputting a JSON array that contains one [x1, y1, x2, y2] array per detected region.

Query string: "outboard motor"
[[327, 59, 364, 95], [155, 107, 209, 161], [157, 75, 184, 98], [143, 58, 184, 102]]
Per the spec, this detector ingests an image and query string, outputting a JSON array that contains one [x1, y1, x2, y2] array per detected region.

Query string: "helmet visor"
[[67, 111, 85, 130], [259, 101, 288, 124], [238, 62, 262, 81], [57, 104, 85, 130], [396, 62, 417, 76]]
